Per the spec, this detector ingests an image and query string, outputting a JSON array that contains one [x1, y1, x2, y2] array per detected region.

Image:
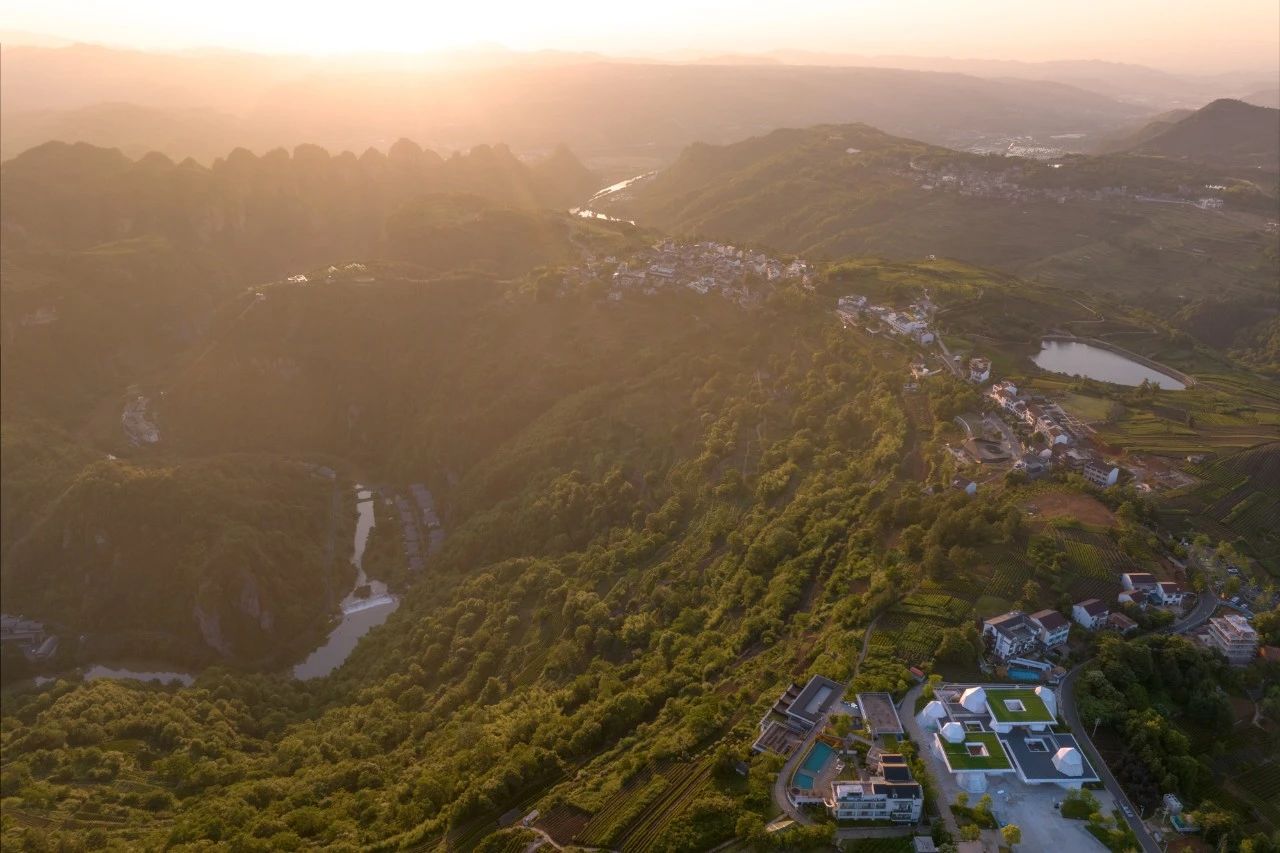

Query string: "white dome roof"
[[960, 686, 987, 713], [921, 700, 947, 719], [941, 721, 966, 743], [1035, 686, 1057, 718], [1052, 747, 1083, 777]]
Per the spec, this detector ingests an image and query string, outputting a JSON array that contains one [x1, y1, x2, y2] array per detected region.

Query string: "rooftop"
[[1029, 609, 1068, 630], [856, 691, 905, 735], [786, 675, 844, 726], [985, 688, 1055, 724], [936, 731, 1012, 771], [999, 728, 1099, 783], [1076, 598, 1108, 616]]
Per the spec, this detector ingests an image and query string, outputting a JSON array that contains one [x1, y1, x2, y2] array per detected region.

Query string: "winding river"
[[292, 486, 399, 680]]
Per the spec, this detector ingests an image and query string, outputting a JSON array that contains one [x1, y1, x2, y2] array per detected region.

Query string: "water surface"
[[292, 486, 399, 680], [1033, 340, 1185, 389]]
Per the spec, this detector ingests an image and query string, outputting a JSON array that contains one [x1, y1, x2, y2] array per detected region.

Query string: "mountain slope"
[[612, 123, 1279, 314], [0, 436, 341, 666], [1122, 98, 1280, 170]]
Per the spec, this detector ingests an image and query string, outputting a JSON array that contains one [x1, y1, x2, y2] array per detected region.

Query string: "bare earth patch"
[[1027, 490, 1116, 528]]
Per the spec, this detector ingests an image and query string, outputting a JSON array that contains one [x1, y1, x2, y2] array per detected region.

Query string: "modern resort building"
[[916, 684, 1099, 793], [826, 754, 924, 823], [753, 675, 844, 754]]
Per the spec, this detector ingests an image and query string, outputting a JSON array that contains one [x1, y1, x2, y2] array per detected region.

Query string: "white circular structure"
[[941, 721, 966, 743], [916, 700, 947, 730], [1035, 686, 1057, 719], [960, 686, 987, 714], [1052, 747, 1084, 777]]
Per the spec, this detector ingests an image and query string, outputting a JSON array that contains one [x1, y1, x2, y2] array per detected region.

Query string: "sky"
[[3, 0, 1278, 73]]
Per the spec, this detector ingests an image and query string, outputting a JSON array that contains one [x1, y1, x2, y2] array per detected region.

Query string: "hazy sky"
[[4, 0, 1278, 73]]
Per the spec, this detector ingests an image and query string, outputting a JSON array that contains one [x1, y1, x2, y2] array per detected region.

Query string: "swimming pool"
[[1008, 668, 1041, 682], [792, 741, 834, 789]]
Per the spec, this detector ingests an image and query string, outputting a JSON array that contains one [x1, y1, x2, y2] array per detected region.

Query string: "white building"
[[982, 612, 1039, 660], [1154, 581, 1188, 607], [1083, 462, 1120, 488], [1027, 609, 1071, 648], [826, 755, 923, 823], [1072, 599, 1110, 630], [1206, 614, 1258, 665]]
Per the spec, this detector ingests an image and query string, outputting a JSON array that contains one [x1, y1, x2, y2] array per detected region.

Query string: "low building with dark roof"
[[1072, 598, 1110, 630], [1027, 609, 1070, 647]]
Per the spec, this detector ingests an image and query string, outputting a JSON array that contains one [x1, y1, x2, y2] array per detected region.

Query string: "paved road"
[[934, 335, 964, 378], [1054, 590, 1220, 853], [1059, 666, 1160, 853], [1167, 592, 1218, 635]]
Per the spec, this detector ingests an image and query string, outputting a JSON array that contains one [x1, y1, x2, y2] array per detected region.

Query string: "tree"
[[960, 824, 981, 841], [1001, 824, 1022, 847], [1019, 580, 1042, 609]]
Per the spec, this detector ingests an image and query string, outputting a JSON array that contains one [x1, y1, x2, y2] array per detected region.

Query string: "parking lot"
[[988, 781, 1117, 852]]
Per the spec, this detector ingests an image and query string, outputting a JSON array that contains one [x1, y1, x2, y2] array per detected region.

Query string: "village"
[[896, 159, 1228, 211], [558, 238, 815, 306]]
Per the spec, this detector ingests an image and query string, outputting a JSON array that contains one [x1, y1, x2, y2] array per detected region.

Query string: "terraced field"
[[868, 586, 972, 666], [1164, 443, 1280, 575], [616, 756, 716, 853]]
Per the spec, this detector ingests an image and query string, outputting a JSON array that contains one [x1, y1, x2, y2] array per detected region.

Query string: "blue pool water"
[[803, 741, 834, 773], [792, 741, 834, 789], [1008, 668, 1041, 682]]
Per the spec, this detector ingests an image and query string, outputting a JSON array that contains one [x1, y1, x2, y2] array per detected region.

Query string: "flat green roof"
[[938, 732, 1012, 771], [986, 689, 1054, 723]]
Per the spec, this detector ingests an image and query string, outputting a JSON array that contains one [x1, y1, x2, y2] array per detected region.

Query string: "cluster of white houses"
[[837, 295, 936, 344], [983, 596, 1150, 661], [1118, 572, 1188, 608], [917, 684, 1099, 793], [988, 381, 1074, 447], [982, 609, 1070, 660], [609, 240, 812, 304]]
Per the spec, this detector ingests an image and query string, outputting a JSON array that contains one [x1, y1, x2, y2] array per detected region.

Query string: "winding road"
[[1058, 591, 1220, 853]]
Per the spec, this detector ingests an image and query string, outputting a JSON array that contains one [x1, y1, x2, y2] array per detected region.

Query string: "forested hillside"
[[1, 447, 341, 666], [1120, 99, 1280, 171]]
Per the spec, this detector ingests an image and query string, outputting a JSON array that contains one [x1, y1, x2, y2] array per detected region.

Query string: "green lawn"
[[985, 688, 1055, 724], [937, 731, 1012, 771]]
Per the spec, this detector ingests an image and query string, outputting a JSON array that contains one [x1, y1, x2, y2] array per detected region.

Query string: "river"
[[1033, 340, 1186, 390], [292, 486, 399, 680], [568, 171, 654, 224]]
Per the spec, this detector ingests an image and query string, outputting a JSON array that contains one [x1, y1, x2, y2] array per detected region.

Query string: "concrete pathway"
[[897, 682, 961, 839]]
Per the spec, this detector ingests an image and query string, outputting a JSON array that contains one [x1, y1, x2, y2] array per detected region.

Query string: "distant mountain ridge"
[[1, 42, 1151, 163], [1, 138, 598, 261]]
